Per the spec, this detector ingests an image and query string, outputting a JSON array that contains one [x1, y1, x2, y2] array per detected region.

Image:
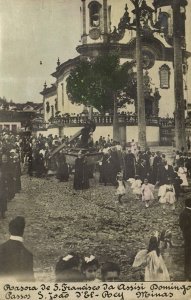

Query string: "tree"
[[66, 54, 136, 141]]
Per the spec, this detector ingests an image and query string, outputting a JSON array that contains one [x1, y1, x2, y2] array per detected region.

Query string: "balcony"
[[49, 114, 160, 127]]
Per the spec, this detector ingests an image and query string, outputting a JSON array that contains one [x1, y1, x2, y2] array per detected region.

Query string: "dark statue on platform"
[[80, 119, 96, 148]]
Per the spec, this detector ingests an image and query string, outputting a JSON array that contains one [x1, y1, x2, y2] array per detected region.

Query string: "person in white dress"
[[159, 177, 176, 211], [178, 164, 188, 190], [116, 173, 126, 204], [159, 229, 173, 279], [132, 232, 170, 281], [131, 175, 142, 200], [141, 178, 154, 207]]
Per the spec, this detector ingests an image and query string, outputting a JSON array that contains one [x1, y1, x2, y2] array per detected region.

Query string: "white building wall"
[[148, 60, 175, 117], [54, 59, 175, 118], [119, 59, 175, 117]]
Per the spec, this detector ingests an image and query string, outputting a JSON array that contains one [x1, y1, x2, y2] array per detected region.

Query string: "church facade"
[[39, 0, 190, 145]]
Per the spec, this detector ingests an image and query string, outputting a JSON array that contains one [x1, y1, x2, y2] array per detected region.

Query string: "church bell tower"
[[80, 0, 111, 45]]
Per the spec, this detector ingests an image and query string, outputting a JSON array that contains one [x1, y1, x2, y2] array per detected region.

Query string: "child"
[[178, 164, 188, 191], [159, 229, 173, 249], [132, 232, 170, 281], [101, 262, 121, 282], [159, 177, 176, 211], [131, 175, 142, 200], [81, 255, 101, 282], [141, 178, 154, 208], [55, 252, 85, 282], [116, 173, 126, 204]]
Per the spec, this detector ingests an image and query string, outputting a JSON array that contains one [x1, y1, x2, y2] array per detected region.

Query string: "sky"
[[0, 0, 191, 103]]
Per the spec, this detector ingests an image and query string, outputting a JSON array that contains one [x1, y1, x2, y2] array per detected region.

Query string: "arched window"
[[51, 105, 54, 117], [88, 1, 101, 27], [159, 64, 170, 89], [46, 101, 50, 113], [55, 98, 58, 111], [158, 11, 169, 36]]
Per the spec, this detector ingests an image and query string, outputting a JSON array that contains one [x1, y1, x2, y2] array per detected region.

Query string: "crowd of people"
[[0, 128, 191, 282]]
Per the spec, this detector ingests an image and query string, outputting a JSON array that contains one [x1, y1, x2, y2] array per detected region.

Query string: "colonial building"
[[0, 102, 43, 133], [40, 0, 190, 145]]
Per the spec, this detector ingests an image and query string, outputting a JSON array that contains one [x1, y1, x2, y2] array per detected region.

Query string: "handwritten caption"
[[1, 282, 191, 300]]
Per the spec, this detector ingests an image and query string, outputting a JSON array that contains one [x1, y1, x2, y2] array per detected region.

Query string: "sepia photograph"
[[0, 0, 191, 299]]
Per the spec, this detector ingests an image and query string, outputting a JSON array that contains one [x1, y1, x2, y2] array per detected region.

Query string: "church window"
[[159, 64, 170, 89], [55, 98, 58, 111], [88, 1, 101, 27], [46, 101, 50, 113], [51, 105, 54, 117], [157, 11, 169, 36], [4, 124, 10, 130]]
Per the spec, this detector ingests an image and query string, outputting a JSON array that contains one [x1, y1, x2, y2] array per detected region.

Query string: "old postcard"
[[0, 0, 191, 299]]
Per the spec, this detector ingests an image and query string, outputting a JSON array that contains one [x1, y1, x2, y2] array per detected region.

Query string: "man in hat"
[[179, 198, 191, 281], [0, 216, 34, 281]]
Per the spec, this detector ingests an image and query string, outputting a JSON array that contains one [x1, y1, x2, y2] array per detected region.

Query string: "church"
[[39, 0, 190, 146]]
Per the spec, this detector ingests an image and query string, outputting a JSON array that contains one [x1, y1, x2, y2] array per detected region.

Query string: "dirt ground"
[[0, 172, 187, 282]]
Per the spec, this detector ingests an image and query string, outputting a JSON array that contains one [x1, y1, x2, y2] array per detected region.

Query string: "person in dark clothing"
[[0, 216, 34, 281], [1, 153, 15, 201], [0, 166, 8, 219], [55, 252, 85, 282], [123, 150, 136, 180], [10, 150, 22, 193], [56, 153, 69, 182], [151, 152, 162, 184], [100, 153, 111, 186], [136, 159, 150, 182], [35, 152, 46, 178], [173, 166, 183, 200], [185, 153, 191, 178], [179, 198, 191, 281], [73, 154, 89, 190], [110, 149, 121, 186], [156, 160, 175, 186], [27, 150, 33, 177], [187, 137, 191, 151], [80, 120, 96, 148]]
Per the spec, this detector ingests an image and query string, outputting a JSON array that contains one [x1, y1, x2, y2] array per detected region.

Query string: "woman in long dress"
[[131, 175, 142, 200], [158, 177, 176, 210], [73, 154, 89, 190], [141, 178, 154, 208], [133, 233, 170, 281], [178, 164, 188, 189], [56, 153, 69, 182]]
